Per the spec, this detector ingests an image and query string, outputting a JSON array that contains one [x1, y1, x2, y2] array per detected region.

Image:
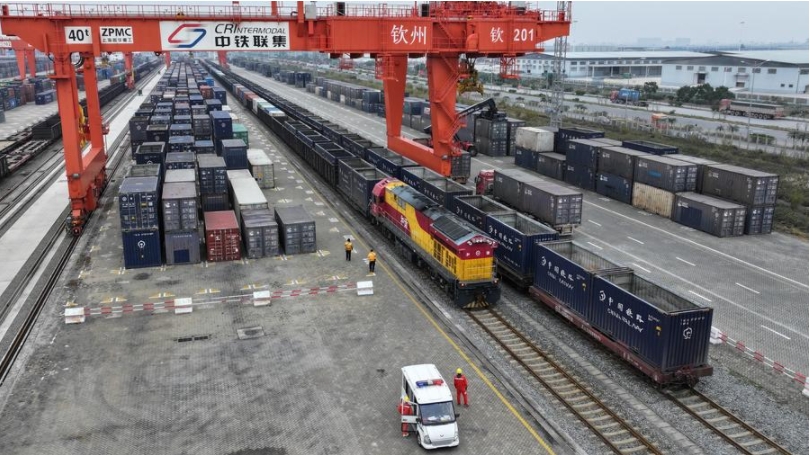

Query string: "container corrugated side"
[[632, 182, 675, 218], [493, 169, 543, 212], [590, 273, 713, 373], [204, 210, 241, 261], [229, 176, 269, 223], [672, 193, 746, 237], [122, 229, 162, 269], [521, 181, 583, 227], [702, 164, 779, 206], [247, 149, 275, 188], [596, 173, 633, 205], [450, 195, 513, 231], [162, 182, 198, 232], [486, 212, 559, 278], [532, 241, 628, 318]]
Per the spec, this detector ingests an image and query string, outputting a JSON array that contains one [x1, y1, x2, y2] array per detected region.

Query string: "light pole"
[[745, 59, 771, 146]]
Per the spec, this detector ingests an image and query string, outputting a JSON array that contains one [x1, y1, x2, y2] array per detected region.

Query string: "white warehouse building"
[[660, 50, 809, 95]]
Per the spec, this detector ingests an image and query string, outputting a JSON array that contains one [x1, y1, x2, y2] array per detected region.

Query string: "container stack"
[[242, 208, 279, 258], [247, 148, 275, 189], [474, 115, 509, 157], [232, 122, 249, 146], [162, 182, 201, 265], [220, 138, 249, 170], [595, 146, 649, 204], [671, 193, 746, 237], [211, 110, 233, 154], [204, 210, 242, 262], [505, 118, 527, 156], [564, 138, 615, 191], [198, 154, 230, 212], [227, 169, 269, 224], [119, 176, 162, 269], [555, 126, 605, 154], [513, 126, 555, 173], [632, 155, 697, 218], [275, 205, 317, 255], [701, 164, 778, 235]]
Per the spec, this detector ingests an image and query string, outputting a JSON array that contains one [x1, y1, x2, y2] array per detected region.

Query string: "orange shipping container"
[[632, 182, 675, 218]]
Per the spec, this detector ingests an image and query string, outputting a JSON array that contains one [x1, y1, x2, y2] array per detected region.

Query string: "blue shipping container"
[[486, 212, 559, 278], [596, 172, 633, 204], [119, 176, 160, 230], [621, 140, 678, 155], [532, 241, 628, 318], [513, 146, 535, 170], [590, 273, 713, 373], [220, 138, 248, 170], [565, 139, 604, 169], [564, 163, 596, 191], [211, 111, 233, 139], [122, 229, 163, 269]]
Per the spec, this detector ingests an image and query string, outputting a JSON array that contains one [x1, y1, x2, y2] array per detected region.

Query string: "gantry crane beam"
[[0, 37, 37, 79], [0, 1, 570, 234]]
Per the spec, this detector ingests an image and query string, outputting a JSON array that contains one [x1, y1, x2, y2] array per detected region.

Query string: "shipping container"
[[241, 208, 279, 258], [527, 153, 561, 181], [556, 127, 605, 153], [632, 182, 675, 218], [366, 147, 419, 179], [162, 182, 198, 232], [229, 175, 269, 223], [165, 151, 196, 170], [590, 272, 713, 373], [492, 169, 545, 213], [197, 155, 228, 195], [744, 205, 775, 235], [122, 229, 162, 269], [420, 177, 474, 208], [204, 210, 241, 262], [118, 176, 160, 230], [532, 241, 629, 318], [566, 139, 608, 169], [668, 154, 718, 194], [194, 140, 215, 154], [505, 118, 527, 156], [564, 163, 596, 191], [622, 139, 678, 155], [521, 181, 583, 231], [128, 164, 162, 183], [169, 123, 193, 137], [165, 168, 196, 185], [164, 230, 201, 265], [401, 166, 443, 193], [597, 146, 648, 180], [596, 172, 633, 205], [449, 195, 512, 231], [210, 110, 233, 139], [486, 212, 559, 286], [592, 137, 622, 147], [275, 205, 317, 255], [513, 146, 536, 171], [247, 149, 275, 189], [701, 164, 778, 207], [634, 155, 697, 193], [129, 117, 150, 141], [135, 142, 165, 166], [672, 193, 746, 237], [201, 193, 229, 212], [220, 138, 249, 170], [232, 122, 249, 147]]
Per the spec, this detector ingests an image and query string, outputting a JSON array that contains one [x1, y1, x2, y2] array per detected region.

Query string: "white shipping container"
[[247, 149, 275, 189], [515, 127, 555, 152], [229, 176, 269, 223], [632, 182, 675, 218], [221, 105, 232, 112]]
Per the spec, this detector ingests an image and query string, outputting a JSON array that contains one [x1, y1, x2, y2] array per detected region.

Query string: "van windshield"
[[420, 401, 456, 426]]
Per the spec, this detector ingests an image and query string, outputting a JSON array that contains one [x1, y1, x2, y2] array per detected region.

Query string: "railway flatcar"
[[371, 178, 500, 308]]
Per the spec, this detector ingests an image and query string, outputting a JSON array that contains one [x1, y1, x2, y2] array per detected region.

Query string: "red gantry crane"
[[0, 36, 37, 79], [0, 1, 570, 235]]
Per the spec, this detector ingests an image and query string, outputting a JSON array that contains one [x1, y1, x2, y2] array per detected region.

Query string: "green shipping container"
[[232, 123, 249, 147]]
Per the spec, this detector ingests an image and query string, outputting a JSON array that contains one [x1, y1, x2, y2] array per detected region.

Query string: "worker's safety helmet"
[[404, 395, 410, 402], [456, 368, 463, 375]]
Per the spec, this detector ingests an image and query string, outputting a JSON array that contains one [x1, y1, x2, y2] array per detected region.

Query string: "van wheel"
[[416, 433, 423, 448]]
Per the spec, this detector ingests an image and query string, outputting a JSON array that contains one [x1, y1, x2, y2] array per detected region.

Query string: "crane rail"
[[467, 308, 663, 455]]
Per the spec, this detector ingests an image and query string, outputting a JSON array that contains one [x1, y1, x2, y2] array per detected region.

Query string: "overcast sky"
[[539, 1, 809, 45]]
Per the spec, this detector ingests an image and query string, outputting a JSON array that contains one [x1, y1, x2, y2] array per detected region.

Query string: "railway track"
[[0, 68, 159, 386], [664, 388, 792, 455], [467, 308, 663, 455]]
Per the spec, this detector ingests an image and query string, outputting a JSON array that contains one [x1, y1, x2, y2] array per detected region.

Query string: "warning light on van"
[[416, 379, 444, 387]]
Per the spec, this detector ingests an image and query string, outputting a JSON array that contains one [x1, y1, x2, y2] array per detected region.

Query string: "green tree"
[[642, 81, 659, 96]]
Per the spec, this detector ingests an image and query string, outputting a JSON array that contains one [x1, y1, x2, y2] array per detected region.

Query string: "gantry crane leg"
[[124, 52, 135, 89]]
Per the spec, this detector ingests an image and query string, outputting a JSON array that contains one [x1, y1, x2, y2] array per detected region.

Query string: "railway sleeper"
[[726, 430, 753, 439], [575, 404, 605, 414], [705, 415, 730, 424], [620, 445, 651, 454], [602, 428, 629, 438], [714, 423, 740, 431], [612, 437, 641, 446], [751, 448, 777, 455]]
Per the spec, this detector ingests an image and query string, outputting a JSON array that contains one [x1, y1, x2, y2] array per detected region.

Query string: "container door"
[[174, 249, 190, 264], [682, 206, 703, 230]]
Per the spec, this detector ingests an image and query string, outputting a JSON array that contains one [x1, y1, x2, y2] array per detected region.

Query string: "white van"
[[400, 364, 460, 449]]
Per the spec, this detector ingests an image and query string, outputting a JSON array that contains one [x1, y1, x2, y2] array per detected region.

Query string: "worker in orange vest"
[[397, 395, 413, 437], [367, 249, 377, 273], [344, 238, 353, 261], [454, 368, 469, 407]]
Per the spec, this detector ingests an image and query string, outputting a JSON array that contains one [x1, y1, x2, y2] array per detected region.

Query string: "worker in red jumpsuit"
[[398, 395, 413, 437], [454, 368, 469, 407]]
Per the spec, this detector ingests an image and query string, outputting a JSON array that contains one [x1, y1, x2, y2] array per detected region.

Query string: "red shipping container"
[[204, 210, 242, 262], [200, 85, 214, 99]]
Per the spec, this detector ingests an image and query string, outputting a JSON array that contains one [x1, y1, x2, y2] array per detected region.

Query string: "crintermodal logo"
[[167, 24, 206, 48]]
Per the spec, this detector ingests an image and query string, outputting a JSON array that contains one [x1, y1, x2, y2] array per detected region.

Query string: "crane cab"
[[400, 364, 460, 449]]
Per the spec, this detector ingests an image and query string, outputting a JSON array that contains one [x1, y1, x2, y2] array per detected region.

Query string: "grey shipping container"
[[556, 127, 605, 152], [229, 175, 269, 224], [450, 195, 512, 231], [493, 169, 544, 213], [119, 176, 160, 230], [590, 272, 713, 373], [634, 155, 697, 193], [164, 230, 202, 265], [165, 151, 196, 170], [165, 168, 196, 185], [622, 140, 678, 155], [201, 193, 229, 212], [135, 142, 165, 166], [672, 192, 746, 237], [122, 229, 162, 269], [129, 164, 162, 183], [242, 208, 279, 258], [701, 164, 778, 206], [536, 153, 566, 181], [532, 241, 630, 318], [669, 154, 717, 194], [275, 206, 317, 255], [521, 181, 583, 229], [197, 155, 228, 195], [486, 212, 559, 285], [596, 172, 633, 205], [598, 146, 648, 180], [450, 152, 472, 181], [420, 177, 474, 208], [162, 182, 199, 232], [564, 163, 596, 191], [350, 168, 387, 216], [744, 205, 775, 235]]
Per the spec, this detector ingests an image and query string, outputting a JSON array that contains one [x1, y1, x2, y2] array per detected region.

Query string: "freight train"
[[203, 61, 714, 386], [0, 59, 161, 179]]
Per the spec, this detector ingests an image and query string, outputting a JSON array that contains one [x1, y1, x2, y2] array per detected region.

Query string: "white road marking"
[[586, 241, 603, 250], [627, 236, 644, 245], [676, 257, 696, 267], [576, 230, 807, 340], [585, 200, 808, 290], [688, 290, 712, 302], [631, 263, 651, 274], [761, 325, 791, 340], [587, 220, 602, 227], [735, 282, 761, 295]]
